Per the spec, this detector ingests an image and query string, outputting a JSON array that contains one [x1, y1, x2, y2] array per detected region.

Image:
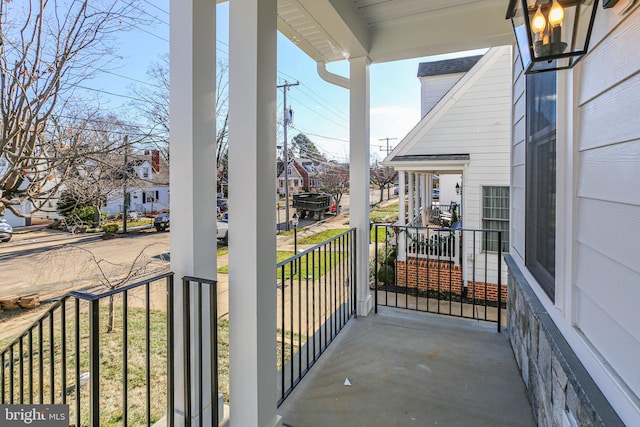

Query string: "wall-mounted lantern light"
[[506, 0, 602, 74], [455, 182, 461, 195]]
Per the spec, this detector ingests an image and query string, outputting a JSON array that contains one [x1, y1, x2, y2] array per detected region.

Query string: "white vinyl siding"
[[508, 8, 640, 423]]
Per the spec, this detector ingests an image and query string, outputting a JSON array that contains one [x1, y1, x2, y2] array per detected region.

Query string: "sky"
[[82, 1, 484, 163]]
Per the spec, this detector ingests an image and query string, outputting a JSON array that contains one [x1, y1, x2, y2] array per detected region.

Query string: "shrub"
[[377, 264, 395, 285], [384, 247, 397, 266], [102, 223, 120, 234]]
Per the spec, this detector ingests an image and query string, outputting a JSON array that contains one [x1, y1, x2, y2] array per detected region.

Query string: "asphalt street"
[[0, 229, 170, 299]]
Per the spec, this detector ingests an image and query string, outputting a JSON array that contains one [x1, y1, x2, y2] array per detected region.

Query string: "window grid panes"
[[482, 186, 510, 253]]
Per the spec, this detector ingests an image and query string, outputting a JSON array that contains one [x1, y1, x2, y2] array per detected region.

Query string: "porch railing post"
[[498, 231, 502, 333], [374, 225, 378, 313], [89, 298, 100, 427]]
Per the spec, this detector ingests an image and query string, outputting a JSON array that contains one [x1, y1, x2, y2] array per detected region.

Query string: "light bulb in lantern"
[[548, 0, 564, 27], [531, 6, 546, 38]]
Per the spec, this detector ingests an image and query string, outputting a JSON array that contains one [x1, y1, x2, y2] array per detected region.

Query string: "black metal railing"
[[373, 224, 504, 332], [0, 273, 175, 426], [276, 228, 356, 406], [181, 276, 219, 427]]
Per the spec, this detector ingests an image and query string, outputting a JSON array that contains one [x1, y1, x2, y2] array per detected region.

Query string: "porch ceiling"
[[275, 0, 513, 63]]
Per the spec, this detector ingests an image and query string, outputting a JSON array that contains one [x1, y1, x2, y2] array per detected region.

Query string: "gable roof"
[[417, 55, 483, 77], [382, 46, 511, 168]]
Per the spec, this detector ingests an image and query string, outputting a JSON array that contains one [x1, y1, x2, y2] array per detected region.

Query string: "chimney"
[[152, 150, 160, 172]]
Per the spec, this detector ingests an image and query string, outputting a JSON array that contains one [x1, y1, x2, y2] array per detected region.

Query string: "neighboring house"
[[104, 150, 170, 215], [383, 45, 512, 293], [277, 158, 325, 195], [506, 5, 640, 425]]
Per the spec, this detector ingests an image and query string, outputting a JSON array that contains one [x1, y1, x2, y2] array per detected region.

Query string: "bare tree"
[[131, 57, 230, 192], [0, 0, 138, 217], [42, 243, 169, 332], [370, 163, 397, 203], [57, 114, 138, 227], [318, 164, 349, 208]]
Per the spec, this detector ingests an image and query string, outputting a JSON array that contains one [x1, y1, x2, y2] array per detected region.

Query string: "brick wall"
[[395, 258, 506, 303]]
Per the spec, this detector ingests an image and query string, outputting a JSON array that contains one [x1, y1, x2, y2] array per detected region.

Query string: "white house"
[[506, 2, 640, 425], [104, 152, 170, 216], [383, 45, 512, 290]]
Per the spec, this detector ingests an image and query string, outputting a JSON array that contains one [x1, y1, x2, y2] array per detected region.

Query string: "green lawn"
[[369, 202, 399, 224], [297, 228, 349, 244], [276, 250, 345, 280]]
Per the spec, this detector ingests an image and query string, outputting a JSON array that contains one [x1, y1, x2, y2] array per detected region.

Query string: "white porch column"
[[398, 171, 406, 224], [407, 172, 414, 224], [228, 0, 280, 426], [421, 174, 428, 226], [170, 0, 216, 424], [427, 174, 433, 222], [415, 173, 424, 218], [349, 56, 372, 316], [397, 171, 406, 261]]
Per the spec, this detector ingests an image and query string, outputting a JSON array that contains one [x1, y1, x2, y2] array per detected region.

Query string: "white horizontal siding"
[[575, 243, 640, 344], [577, 139, 640, 207], [510, 43, 525, 259], [578, 12, 640, 105], [420, 74, 463, 117], [575, 286, 640, 400], [571, 9, 640, 416], [578, 72, 640, 152], [576, 198, 640, 276]]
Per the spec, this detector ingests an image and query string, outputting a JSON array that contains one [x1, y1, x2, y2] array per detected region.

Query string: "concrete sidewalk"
[[278, 308, 535, 427]]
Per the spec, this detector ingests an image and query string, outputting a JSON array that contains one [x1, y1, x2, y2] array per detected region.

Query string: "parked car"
[[217, 199, 228, 211], [0, 219, 13, 242], [217, 220, 228, 245], [154, 213, 170, 231]]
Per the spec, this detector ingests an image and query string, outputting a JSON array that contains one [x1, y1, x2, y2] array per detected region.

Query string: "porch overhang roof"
[[220, 0, 513, 64], [382, 153, 470, 173]]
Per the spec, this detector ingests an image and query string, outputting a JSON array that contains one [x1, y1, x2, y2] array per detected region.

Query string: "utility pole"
[[378, 137, 397, 155], [122, 136, 129, 233], [278, 80, 299, 231], [378, 137, 397, 200]]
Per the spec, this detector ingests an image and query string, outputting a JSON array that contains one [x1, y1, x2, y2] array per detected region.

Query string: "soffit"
[[276, 0, 513, 64]]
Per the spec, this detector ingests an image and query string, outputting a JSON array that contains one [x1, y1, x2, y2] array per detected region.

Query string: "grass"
[[369, 201, 399, 224], [0, 296, 169, 427], [276, 250, 345, 280], [370, 226, 389, 243], [297, 228, 349, 245], [220, 250, 346, 277]]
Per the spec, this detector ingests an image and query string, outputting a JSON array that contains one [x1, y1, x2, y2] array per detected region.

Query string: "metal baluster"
[[123, 290, 129, 427], [89, 299, 100, 427]]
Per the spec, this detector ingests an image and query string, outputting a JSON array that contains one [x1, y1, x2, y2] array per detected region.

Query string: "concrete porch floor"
[[278, 308, 535, 427]]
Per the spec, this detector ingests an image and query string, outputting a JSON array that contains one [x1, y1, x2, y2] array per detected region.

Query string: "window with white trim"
[[482, 186, 510, 253]]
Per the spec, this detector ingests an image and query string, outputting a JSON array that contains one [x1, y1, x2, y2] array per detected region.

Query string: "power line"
[[140, 0, 168, 15], [378, 137, 397, 155]]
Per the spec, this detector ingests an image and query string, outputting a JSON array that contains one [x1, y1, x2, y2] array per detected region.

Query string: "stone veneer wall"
[[505, 255, 624, 426]]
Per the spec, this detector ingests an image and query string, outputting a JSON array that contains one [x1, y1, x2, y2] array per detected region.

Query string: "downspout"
[[316, 61, 349, 89]]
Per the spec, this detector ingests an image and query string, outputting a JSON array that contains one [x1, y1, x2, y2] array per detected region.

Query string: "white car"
[[217, 220, 228, 245], [0, 219, 13, 243]]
